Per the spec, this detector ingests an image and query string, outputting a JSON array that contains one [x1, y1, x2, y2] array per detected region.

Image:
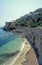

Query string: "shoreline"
[[3, 42, 25, 65], [11, 42, 25, 65], [14, 38, 31, 65]]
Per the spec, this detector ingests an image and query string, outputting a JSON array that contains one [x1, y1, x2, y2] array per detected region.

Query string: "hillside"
[[3, 8, 42, 31]]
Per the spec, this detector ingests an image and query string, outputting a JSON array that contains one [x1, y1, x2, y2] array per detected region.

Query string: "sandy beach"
[[14, 38, 39, 65], [14, 38, 31, 65]]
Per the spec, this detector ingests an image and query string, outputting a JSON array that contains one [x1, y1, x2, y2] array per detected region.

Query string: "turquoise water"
[[0, 37, 23, 54], [0, 28, 23, 65]]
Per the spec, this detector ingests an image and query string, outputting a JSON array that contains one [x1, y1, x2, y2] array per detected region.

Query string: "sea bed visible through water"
[[0, 28, 24, 65]]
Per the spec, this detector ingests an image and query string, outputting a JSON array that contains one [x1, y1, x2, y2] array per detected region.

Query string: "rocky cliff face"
[[3, 8, 42, 31], [3, 22, 16, 31]]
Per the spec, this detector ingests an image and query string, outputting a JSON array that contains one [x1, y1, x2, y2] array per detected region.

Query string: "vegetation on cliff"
[[4, 8, 42, 30]]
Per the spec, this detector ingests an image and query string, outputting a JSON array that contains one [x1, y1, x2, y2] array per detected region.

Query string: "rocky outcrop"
[[3, 22, 16, 31]]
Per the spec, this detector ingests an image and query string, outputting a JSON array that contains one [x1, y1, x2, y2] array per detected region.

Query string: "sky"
[[0, 0, 42, 27]]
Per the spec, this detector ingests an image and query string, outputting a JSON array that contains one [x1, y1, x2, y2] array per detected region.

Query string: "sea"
[[0, 28, 23, 65]]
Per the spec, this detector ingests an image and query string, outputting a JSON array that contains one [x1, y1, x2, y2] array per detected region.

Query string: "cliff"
[[3, 8, 42, 31]]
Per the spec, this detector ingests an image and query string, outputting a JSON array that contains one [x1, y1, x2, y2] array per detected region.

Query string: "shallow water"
[[0, 28, 23, 65]]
